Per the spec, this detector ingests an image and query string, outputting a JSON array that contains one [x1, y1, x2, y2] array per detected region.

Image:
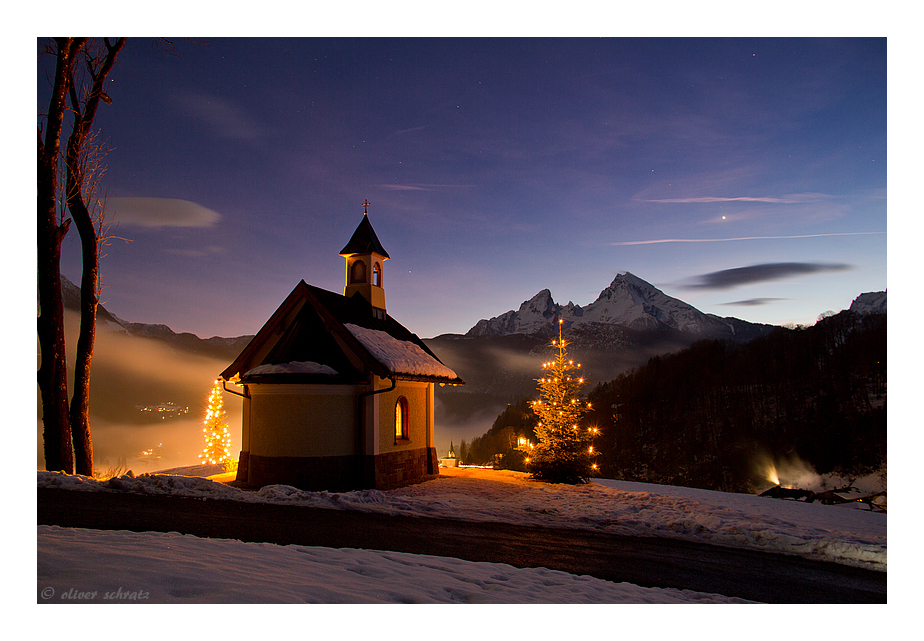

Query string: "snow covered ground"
[[37, 525, 749, 604], [37, 465, 888, 611], [38, 465, 886, 570]]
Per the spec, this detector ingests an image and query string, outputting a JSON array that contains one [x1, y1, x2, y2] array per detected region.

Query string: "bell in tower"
[[340, 201, 390, 319]]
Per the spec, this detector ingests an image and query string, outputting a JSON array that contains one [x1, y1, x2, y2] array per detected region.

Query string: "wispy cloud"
[[166, 245, 226, 258], [108, 197, 221, 228], [640, 193, 830, 205], [392, 125, 431, 136], [174, 91, 264, 143], [610, 231, 884, 246], [719, 297, 787, 307], [376, 184, 471, 191], [686, 263, 851, 290]]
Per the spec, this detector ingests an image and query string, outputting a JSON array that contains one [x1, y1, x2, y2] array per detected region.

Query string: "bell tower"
[[340, 201, 390, 319]]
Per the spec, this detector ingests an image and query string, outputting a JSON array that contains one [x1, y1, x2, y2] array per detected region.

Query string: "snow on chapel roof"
[[345, 324, 458, 380], [222, 281, 463, 385], [244, 361, 339, 377]]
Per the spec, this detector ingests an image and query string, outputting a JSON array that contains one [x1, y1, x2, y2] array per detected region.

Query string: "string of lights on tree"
[[199, 379, 233, 466], [519, 319, 599, 483]]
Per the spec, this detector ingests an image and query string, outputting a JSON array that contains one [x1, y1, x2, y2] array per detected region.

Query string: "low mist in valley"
[[37, 311, 242, 474]]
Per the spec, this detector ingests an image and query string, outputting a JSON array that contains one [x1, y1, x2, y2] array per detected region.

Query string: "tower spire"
[[341, 203, 389, 319]]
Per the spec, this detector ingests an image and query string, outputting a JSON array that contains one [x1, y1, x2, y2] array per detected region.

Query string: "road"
[[37, 488, 886, 603]]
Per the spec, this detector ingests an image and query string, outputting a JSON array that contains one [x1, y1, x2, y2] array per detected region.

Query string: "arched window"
[[395, 396, 409, 441], [372, 262, 382, 287], [350, 259, 367, 284]]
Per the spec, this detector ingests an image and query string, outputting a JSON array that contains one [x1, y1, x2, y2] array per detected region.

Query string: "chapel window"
[[395, 396, 409, 441], [350, 259, 367, 284]]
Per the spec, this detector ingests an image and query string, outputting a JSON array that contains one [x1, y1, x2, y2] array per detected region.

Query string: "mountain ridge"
[[465, 271, 772, 343], [57, 275, 253, 361]]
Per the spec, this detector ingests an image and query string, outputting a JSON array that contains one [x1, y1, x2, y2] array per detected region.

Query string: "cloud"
[[174, 91, 264, 142], [609, 231, 884, 246], [392, 125, 431, 136], [166, 245, 227, 258], [641, 193, 830, 205], [377, 184, 429, 191], [687, 263, 851, 290], [376, 184, 471, 191], [719, 298, 787, 307], [108, 197, 221, 228]]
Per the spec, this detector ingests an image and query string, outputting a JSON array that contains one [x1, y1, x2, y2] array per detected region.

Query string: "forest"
[[461, 309, 886, 493]]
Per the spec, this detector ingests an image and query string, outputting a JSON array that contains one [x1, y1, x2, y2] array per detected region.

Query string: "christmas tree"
[[521, 320, 598, 483], [199, 379, 233, 466]]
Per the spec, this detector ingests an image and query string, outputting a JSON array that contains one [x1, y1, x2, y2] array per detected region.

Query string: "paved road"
[[37, 488, 886, 603]]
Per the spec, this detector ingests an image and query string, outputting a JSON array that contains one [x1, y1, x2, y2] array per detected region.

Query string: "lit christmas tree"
[[521, 320, 599, 483], [200, 379, 233, 466]]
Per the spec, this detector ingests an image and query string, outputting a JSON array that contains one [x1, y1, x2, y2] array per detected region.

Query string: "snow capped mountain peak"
[[580, 272, 716, 333], [849, 291, 887, 315], [466, 274, 883, 341], [467, 272, 730, 337]]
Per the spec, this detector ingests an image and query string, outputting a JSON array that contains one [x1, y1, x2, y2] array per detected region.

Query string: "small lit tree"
[[521, 320, 598, 483], [200, 379, 232, 466]]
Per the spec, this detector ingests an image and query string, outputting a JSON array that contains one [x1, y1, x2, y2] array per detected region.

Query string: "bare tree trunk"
[[64, 37, 126, 477], [37, 38, 84, 473], [67, 195, 99, 477]]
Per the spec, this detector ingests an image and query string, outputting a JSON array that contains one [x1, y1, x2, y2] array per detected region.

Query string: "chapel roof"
[[221, 281, 462, 385], [339, 215, 390, 259]]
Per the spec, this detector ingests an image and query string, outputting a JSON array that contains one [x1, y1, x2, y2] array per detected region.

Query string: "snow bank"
[[37, 525, 749, 604], [36, 466, 886, 570], [345, 323, 458, 379]]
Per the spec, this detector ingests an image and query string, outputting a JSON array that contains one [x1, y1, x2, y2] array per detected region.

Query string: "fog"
[[755, 452, 886, 494], [433, 392, 508, 458], [37, 312, 242, 474]]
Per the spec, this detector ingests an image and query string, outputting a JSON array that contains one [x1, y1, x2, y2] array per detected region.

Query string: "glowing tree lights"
[[521, 320, 599, 483], [199, 379, 233, 466]]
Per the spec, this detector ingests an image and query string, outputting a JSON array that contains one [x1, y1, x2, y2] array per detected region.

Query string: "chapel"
[[220, 206, 463, 490]]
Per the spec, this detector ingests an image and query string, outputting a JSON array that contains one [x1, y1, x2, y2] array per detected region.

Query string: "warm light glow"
[[766, 464, 781, 486], [199, 379, 233, 465]]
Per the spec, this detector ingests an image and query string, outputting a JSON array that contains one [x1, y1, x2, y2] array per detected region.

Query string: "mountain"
[[431, 272, 776, 399], [849, 291, 887, 315], [58, 275, 253, 361], [441, 274, 889, 390], [466, 272, 770, 343], [425, 273, 885, 448]]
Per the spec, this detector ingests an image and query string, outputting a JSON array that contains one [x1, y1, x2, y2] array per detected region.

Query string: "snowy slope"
[[37, 525, 749, 604], [37, 466, 886, 571]]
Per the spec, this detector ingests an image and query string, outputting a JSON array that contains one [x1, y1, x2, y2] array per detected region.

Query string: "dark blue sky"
[[42, 37, 887, 339]]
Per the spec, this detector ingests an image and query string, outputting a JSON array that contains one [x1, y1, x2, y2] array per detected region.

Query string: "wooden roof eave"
[[394, 373, 466, 385]]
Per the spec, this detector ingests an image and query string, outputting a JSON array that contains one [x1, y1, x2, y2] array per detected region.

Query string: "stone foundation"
[[235, 450, 250, 483], [241, 447, 439, 491]]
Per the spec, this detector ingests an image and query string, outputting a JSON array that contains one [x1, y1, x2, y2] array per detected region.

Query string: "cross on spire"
[[362, 199, 371, 215]]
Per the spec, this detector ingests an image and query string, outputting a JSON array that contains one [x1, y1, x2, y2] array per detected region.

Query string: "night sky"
[[40, 36, 887, 341]]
